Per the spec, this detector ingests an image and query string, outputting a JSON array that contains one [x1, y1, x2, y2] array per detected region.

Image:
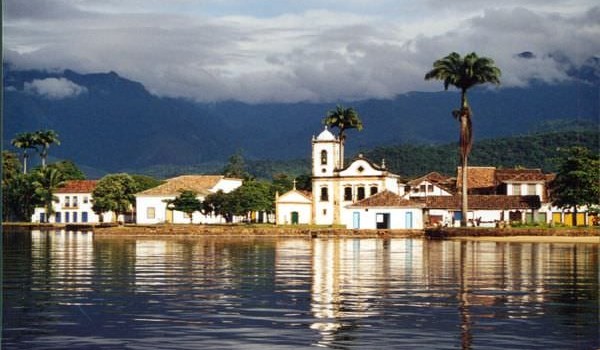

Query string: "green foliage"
[[203, 190, 232, 223], [10, 131, 38, 174], [2, 151, 38, 221], [32, 167, 66, 222], [130, 174, 165, 192], [223, 150, 250, 179], [551, 147, 600, 210], [203, 180, 274, 223], [92, 173, 138, 222], [46, 160, 86, 180], [323, 105, 363, 141], [165, 190, 203, 223]]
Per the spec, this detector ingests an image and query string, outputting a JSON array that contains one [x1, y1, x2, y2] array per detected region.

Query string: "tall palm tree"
[[11, 132, 38, 174], [322, 105, 363, 168], [425, 52, 501, 227], [33, 167, 65, 222], [35, 130, 61, 168]]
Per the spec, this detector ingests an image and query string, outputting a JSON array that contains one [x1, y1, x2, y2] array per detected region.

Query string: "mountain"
[[3, 66, 598, 177]]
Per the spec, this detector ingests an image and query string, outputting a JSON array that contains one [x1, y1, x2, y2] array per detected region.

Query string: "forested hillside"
[[241, 128, 599, 180]]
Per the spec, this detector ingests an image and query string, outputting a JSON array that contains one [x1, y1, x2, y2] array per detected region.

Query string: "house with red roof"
[[31, 180, 115, 224]]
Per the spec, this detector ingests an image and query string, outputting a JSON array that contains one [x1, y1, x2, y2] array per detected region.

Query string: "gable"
[[338, 158, 385, 177], [136, 175, 241, 196], [277, 190, 312, 204]]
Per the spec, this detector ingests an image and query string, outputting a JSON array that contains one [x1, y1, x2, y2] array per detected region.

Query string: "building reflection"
[[306, 237, 599, 349], [30, 230, 94, 293]]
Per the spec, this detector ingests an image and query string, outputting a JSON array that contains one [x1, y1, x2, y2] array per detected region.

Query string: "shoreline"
[[3, 223, 599, 243]]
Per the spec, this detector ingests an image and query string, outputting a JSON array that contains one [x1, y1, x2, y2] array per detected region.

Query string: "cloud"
[[24, 78, 88, 99], [4, 1, 599, 103]]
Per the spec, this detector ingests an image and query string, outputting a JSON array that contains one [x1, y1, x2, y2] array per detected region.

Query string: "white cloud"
[[24, 78, 88, 100], [4, 1, 599, 103]]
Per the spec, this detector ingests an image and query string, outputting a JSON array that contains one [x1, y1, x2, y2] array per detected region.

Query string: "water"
[[3, 230, 599, 349]]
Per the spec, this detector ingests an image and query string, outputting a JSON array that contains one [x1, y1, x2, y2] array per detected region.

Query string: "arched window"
[[320, 187, 329, 201], [320, 150, 328, 165], [344, 187, 352, 201], [370, 186, 378, 196], [357, 186, 365, 200]]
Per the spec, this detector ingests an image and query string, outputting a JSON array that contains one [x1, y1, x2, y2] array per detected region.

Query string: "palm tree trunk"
[[461, 155, 468, 227], [23, 152, 28, 174]]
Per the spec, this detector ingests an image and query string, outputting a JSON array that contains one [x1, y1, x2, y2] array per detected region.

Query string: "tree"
[[203, 190, 233, 223], [550, 147, 600, 226], [32, 167, 66, 222], [322, 105, 363, 167], [223, 150, 250, 179], [11, 132, 38, 174], [92, 173, 138, 223], [131, 174, 165, 192], [165, 190, 203, 223], [34, 130, 61, 168], [425, 52, 501, 226], [47, 160, 86, 180], [2, 151, 37, 222]]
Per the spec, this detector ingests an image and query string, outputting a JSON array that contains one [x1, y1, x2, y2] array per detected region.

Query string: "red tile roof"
[[348, 190, 425, 208], [407, 171, 451, 186], [415, 195, 541, 210], [56, 180, 98, 194], [456, 167, 497, 190], [495, 168, 547, 182], [136, 175, 231, 196]]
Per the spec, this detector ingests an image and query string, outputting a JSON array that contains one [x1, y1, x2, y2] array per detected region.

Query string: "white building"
[[135, 175, 242, 224], [344, 191, 424, 229], [276, 127, 407, 227], [31, 180, 114, 224]]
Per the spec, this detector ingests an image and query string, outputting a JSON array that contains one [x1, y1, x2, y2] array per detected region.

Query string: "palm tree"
[[322, 105, 363, 168], [33, 167, 65, 223], [11, 132, 38, 174], [425, 52, 501, 227], [35, 130, 61, 168]]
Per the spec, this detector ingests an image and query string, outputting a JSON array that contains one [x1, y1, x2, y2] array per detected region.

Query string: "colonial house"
[[417, 195, 541, 227], [31, 180, 115, 224], [276, 127, 405, 226], [135, 175, 243, 224], [405, 172, 454, 198], [344, 191, 425, 229]]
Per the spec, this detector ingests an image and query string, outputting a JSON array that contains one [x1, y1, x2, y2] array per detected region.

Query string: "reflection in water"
[[3, 230, 599, 350]]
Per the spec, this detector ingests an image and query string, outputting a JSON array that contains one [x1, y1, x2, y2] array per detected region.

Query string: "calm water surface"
[[3, 230, 599, 349]]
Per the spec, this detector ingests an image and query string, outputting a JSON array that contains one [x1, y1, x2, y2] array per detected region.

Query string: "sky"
[[4, 0, 599, 103]]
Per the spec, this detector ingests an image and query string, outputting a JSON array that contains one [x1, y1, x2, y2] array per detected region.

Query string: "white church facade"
[[276, 127, 422, 229]]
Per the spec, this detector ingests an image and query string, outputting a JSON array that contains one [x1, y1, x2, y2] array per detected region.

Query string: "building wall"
[[341, 207, 423, 229], [31, 192, 112, 223], [276, 202, 312, 225]]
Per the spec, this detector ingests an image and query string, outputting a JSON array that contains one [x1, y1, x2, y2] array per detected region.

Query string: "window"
[[357, 186, 365, 200], [321, 150, 328, 165], [527, 184, 536, 195], [83, 196, 89, 204], [370, 186, 378, 196], [64, 196, 70, 207], [513, 184, 521, 195], [147, 207, 156, 219], [73, 196, 78, 207], [320, 187, 329, 201], [427, 184, 434, 192], [420, 184, 426, 192], [344, 187, 352, 201], [322, 209, 327, 216], [412, 187, 419, 193]]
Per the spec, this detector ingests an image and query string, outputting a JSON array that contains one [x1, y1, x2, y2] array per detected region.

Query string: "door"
[[82, 212, 88, 223], [166, 209, 174, 223], [73, 212, 78, 223], [352, 212, 360, 229], [55, 212, 61, 223], [291, 211, 299, 225], [376, 213, 390, 229], [552, 212, 562, 225], [405, 212, 413, 229]]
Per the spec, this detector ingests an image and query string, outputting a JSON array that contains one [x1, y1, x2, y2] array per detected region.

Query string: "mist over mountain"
[[3, 65, 598, 177]]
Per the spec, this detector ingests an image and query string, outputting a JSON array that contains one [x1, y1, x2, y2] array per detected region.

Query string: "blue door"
[[55, 212, 61, 223], [353, 212, 360, 229], [40, 213, 46, 223], [82, 212, 88, 223], [405, 212, 413, 229], [65, 212, 70, 223], [73, 212, 78, 223]]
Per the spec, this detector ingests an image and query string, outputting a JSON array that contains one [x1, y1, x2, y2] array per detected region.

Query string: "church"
[[275, 127, 423, 229]]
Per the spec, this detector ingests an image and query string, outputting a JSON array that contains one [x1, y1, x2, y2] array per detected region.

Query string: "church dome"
[[316, 126, 336, 141]]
